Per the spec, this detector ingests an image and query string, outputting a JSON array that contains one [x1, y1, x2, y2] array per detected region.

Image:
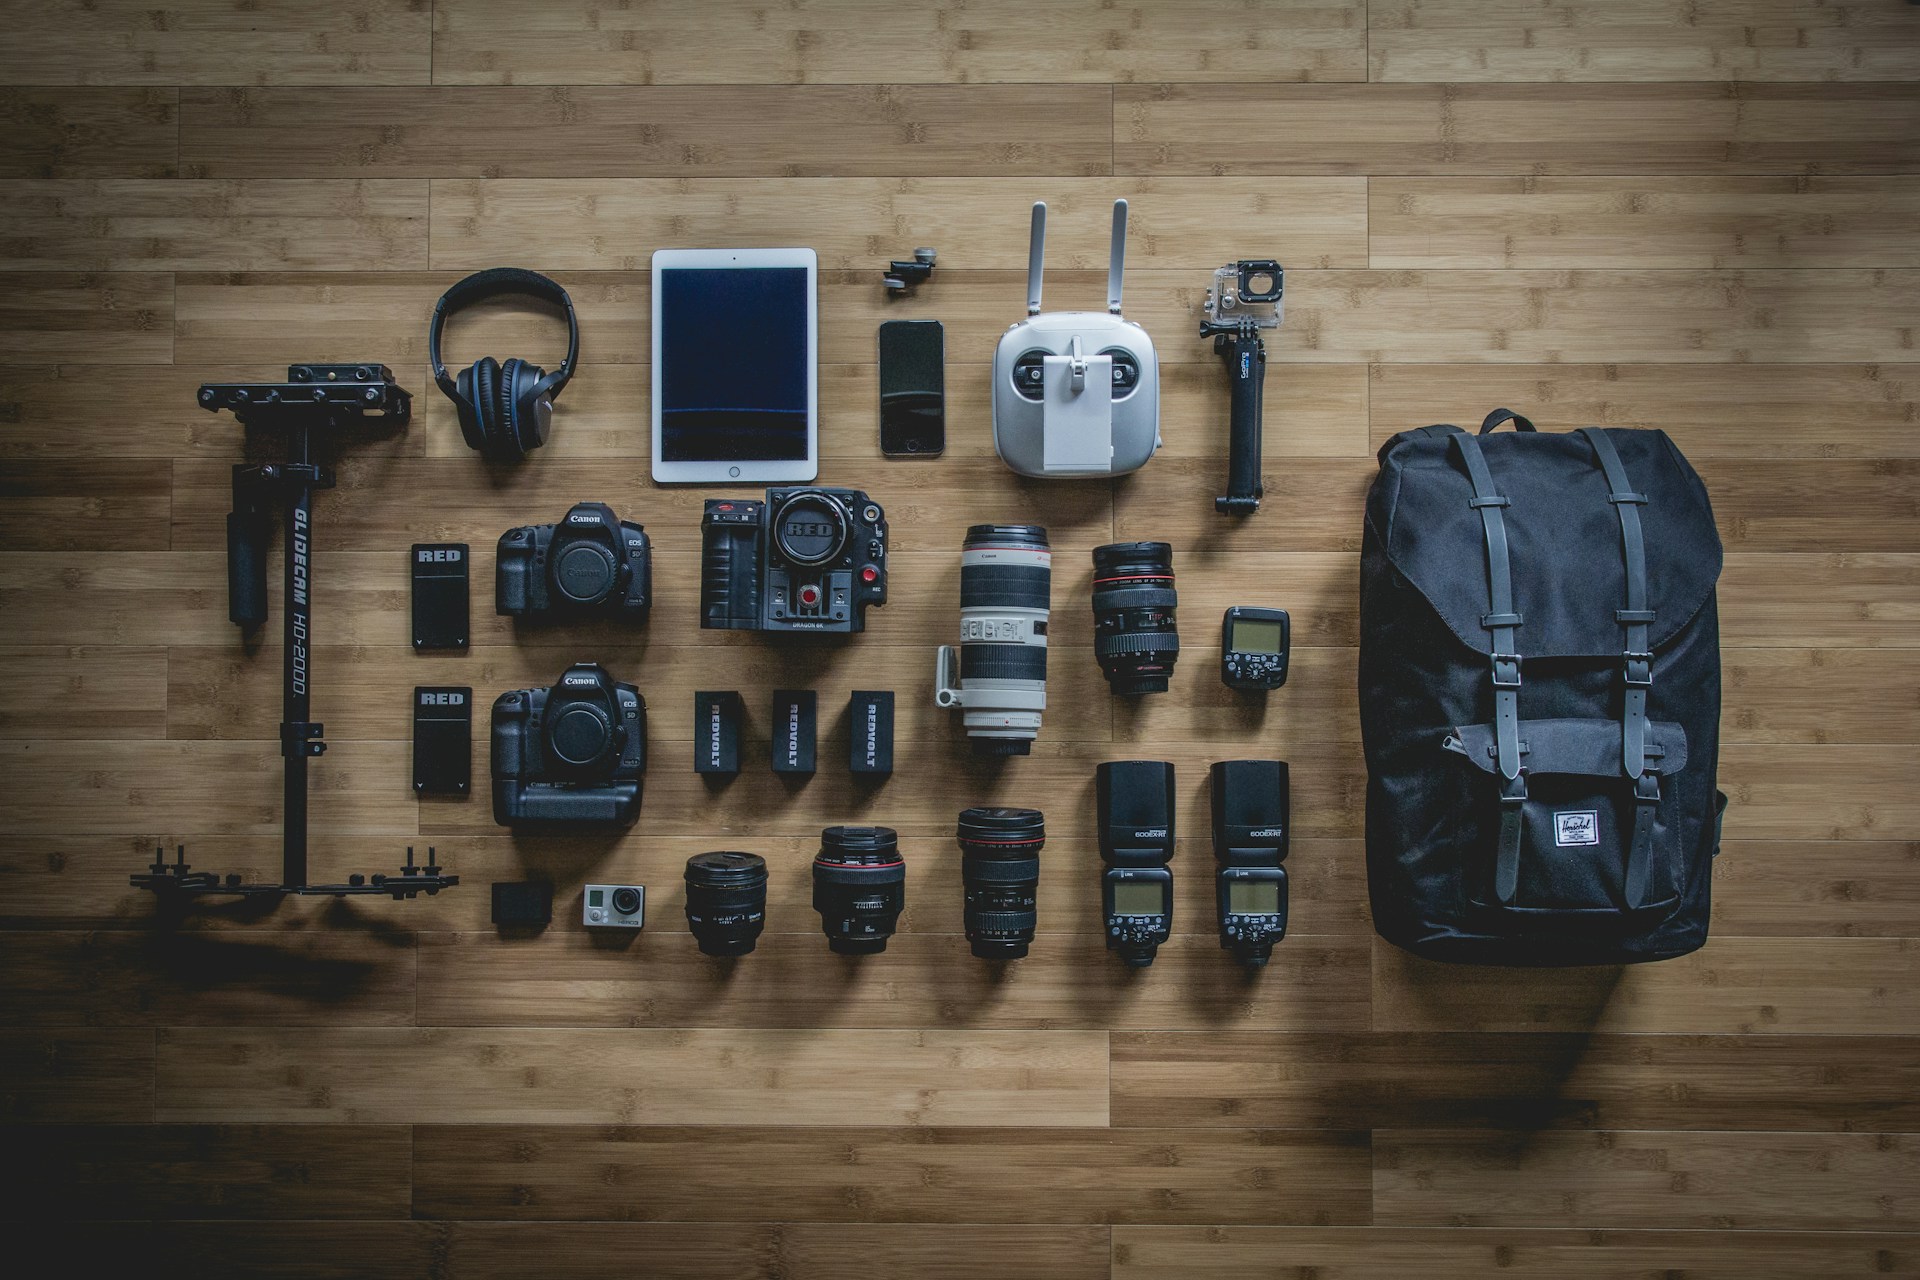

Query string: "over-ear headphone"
[[429, 267, 580, 462]]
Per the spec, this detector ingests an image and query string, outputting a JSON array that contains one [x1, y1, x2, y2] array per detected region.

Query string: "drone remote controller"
[[991, 200, 1161, 478]]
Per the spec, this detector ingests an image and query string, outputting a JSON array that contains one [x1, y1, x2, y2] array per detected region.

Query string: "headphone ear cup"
[[454, 360, 487, 452], [470, 356, 501, 456], [497, 357, 527, 462], [515, 362, 552, 455]]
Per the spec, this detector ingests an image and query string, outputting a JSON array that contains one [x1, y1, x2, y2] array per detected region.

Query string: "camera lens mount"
[[771, 489, 853, 567]]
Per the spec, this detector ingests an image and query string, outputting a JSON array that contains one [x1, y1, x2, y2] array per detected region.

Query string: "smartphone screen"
[[878, 320, 944, 457]]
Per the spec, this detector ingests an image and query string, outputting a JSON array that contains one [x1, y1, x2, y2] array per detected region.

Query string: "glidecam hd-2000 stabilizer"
[[131, 365, 457, 903]]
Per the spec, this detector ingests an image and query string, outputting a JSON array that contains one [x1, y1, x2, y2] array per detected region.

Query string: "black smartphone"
[[878, 319, 945, 457]]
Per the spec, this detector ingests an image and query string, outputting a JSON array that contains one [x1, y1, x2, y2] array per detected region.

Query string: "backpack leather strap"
[[1451, 430, 1526, 905], [1580, 426, 1659, 910]]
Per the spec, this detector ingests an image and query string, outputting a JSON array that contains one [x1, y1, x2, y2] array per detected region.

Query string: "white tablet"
[[651, 247, 818, 483]]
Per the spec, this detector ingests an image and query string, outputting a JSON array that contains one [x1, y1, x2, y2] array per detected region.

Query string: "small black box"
[[694, 690, 744, 777], [412, 685, 472, 794], [491, 880, 553, 928], [411, 543, 469, 650], [771, 689, 817, 776], [848, 689, 894, 777]]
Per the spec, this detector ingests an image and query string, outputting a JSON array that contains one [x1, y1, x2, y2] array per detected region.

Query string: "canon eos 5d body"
[[491, 663, 646, 829], [700, 487, 887, 634], [497, 501, 651, 622]]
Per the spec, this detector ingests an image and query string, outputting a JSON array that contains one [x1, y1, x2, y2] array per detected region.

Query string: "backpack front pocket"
[[1447, 717, 1689, 923]]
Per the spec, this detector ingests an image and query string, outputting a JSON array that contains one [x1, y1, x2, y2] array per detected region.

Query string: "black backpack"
[[1360, 409, 1727, 965]]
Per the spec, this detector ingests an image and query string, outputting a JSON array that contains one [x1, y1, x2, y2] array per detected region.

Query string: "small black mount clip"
[[882, 248, 938, 294]]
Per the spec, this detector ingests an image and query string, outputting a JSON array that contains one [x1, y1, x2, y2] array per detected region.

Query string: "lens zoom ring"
[[1096, 631, 1182, 657], [961, 858, 1042, 882], [959, 644, 1048, 682], [961, 564, 1052, 610], [1093, 585, 1176, 610]]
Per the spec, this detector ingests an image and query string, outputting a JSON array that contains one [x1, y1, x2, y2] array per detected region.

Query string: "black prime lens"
[[812, 826, 907, 955], [1091, 541, 1180, 695], [684, 851, 769, 957], [958, 807, 1045, 960]]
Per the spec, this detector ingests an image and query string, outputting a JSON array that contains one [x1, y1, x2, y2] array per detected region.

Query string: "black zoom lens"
[[684, 851, 769, 957], [812, 826, 906, 955], [1091, 541, 1180, 695], [958, 807, 1045, 960]]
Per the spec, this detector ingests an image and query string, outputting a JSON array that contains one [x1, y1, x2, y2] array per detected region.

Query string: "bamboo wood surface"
[[0, 2, 1917, 1277]]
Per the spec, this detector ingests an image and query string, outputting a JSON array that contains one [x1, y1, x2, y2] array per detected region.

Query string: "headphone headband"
[[428, 267, 580, 402]]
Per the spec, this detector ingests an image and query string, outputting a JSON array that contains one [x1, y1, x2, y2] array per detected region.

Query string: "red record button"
[[860, 566, 879, 583], [799, 584, 821, 606]]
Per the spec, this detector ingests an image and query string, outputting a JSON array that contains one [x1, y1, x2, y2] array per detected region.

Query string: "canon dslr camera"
[[700, 487, 887, 634], [491, 662, 647, 829], [497, 501, 651, 622]]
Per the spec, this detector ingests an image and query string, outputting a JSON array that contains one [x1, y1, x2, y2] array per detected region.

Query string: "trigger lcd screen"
[[659, 267, 810, 461]]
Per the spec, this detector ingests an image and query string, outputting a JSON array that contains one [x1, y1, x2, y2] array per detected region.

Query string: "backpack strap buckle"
[[1490, 653, 1522, 688]]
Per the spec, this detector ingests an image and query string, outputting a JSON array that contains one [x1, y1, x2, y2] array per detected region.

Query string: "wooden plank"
[[1713, 840, 1920, 937], [1115, 83, 1920, 176], [0, 1029, 154, 1122], [1722, 744, 1920, 840], [414, 930, 1371, 1031], [171, 267, 1920, 367], [430, 0, 1366, 86], [0, 739, 417, 836], [180, 85, 1114, 178], [1366, 364, 1920, 460], [1720, 553, 1920, 649], [0, 552, 238, 645], [0, 1124, 410, 1219], [0, 0, 431, 86], [1110, 1032, 1920, 1131], [411, 1123, 1368, 1223], [1112, 1227, 1920, 1280], [0, 645, 168, 739], [1370, 177, 1920, 269], [0, 459, 171, 549], [44, 1222, 445, 1280], [0, 273, 172, 364], [0, 930, 417, 1027], [0, 180, 429, 271], [1374, 1129, 1920, 1229], [1367, 0, 1920, 83], [1723, 649, 1920, 743], [448, 1222, 1110, 1280], [1372, 935, 1920, 1035], [157, 1027, 1111, 1126], [0, 87, 177, 178], [429, 176, 1369, 270]]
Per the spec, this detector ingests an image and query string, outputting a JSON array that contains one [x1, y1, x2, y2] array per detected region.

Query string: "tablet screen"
[[658, 266, 810, 462]]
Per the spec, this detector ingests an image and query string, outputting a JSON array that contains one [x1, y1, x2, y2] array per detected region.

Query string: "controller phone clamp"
[[991, 200, 1161, 479]]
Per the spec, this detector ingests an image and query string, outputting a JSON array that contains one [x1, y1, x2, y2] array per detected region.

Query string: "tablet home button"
[[729, 466, 741, 478]]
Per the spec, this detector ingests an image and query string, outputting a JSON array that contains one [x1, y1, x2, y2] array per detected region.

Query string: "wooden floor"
[[2, 2, 1918, 1276]]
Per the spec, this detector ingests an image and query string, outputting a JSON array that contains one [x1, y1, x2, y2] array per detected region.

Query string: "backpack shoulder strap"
[[1579, 426, 1660, 910], [1450, 430, 1527, 905]]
